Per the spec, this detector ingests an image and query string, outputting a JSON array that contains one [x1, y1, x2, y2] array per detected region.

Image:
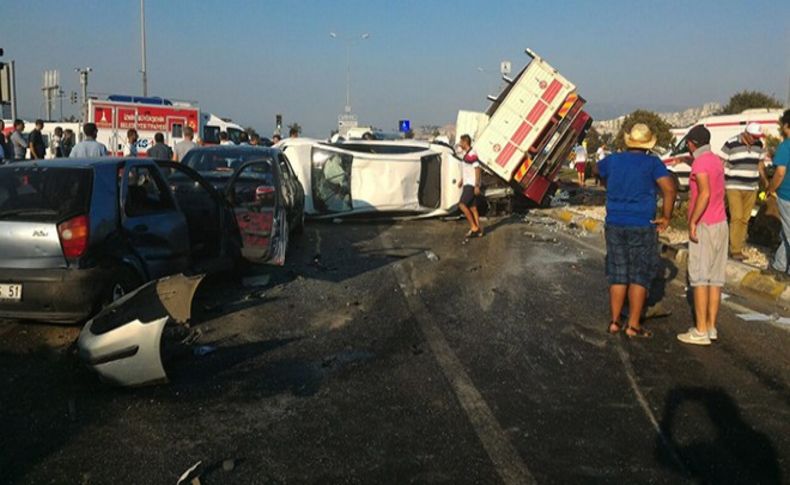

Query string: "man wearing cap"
[[767, 110, 790, 276], [723, 122, 766, 260], [677, 125, 727, 346], [597, 123, 676, 338]]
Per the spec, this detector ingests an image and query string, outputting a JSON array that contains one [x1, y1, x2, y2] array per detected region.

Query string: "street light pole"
[[330, 31, 369, 115], [75, 67, 92, 123], [140, 0, 148, 96]]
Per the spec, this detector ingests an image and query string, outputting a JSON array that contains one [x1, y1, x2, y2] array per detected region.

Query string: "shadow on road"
[[656, 386, 782, 485]]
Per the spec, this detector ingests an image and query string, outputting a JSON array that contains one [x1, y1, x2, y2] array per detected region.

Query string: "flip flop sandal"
[[625, 326, 653, 338], [465, 230, 476, 238], [607, 321, 622, 334], [475, 230, 485, 238]]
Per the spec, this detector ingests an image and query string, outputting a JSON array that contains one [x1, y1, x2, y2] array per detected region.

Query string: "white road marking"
[[614, 343, 689, 474], [390, 258, 536, 485]]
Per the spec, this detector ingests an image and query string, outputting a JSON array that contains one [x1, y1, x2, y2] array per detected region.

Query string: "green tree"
[[722, 90, 782, 115], [614, 110, 673, 151], [584, 127, 603, 152]]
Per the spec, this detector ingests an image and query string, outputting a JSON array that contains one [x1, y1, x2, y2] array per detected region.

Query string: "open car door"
[[225, 160, 289, 265]]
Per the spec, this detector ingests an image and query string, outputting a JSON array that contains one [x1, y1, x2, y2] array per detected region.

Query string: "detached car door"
[[120, 161, 191, 279], [225, 160, 288, 266]]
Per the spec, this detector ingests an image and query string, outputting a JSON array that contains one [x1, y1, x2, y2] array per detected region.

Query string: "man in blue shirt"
[[767, 110, 790, 276], [597, 123, 676, 337], [69, 123, 108, 158]]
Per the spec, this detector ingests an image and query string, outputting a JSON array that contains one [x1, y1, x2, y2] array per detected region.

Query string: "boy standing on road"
[[678, 125, 728, 346], [457, 134, 484, 238], [598, 124, 676, 337]]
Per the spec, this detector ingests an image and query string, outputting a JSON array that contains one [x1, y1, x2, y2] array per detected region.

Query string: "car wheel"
[[293, 211, 305, 235], [105, 267, 143, 304]]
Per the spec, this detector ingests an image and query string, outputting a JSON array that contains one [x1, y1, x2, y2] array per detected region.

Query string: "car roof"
[[2, 158, 128, 169], [187, 145, 280, 155]]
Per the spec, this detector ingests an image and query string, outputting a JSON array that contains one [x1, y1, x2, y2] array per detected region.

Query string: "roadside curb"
[[541, 207, 790, 304], [549, 208, 604, 234]]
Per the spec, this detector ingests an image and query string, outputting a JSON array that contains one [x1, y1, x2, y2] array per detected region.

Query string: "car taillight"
[[255, 185, 275, 200], [58, 215, 89, 259]]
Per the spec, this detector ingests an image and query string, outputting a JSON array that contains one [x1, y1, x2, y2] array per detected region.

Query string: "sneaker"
[[677, 328, 711, 346], [708, 328, 718, 341]]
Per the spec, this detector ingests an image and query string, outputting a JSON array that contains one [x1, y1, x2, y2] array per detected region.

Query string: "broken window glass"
[[311, 148, 352, 213]]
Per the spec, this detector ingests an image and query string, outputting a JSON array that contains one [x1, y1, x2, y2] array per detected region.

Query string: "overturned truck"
[[459, 48, 592, 209]]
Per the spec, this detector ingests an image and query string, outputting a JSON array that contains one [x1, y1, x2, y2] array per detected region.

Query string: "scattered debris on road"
[[176, 460, 203, 485], [242, 274, 271, 288], [425, 250, 440, 262]]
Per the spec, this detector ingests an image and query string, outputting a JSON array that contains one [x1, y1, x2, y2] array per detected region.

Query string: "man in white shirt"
[[574, 144, 588, 187], [173, 126, 198, 161], [69, 123, 109, 158], [456, 134, 484, 238], [123, 129, 140, 157]]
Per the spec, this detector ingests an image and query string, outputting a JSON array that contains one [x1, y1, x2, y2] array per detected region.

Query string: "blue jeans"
[[772, 197, 790, 273]]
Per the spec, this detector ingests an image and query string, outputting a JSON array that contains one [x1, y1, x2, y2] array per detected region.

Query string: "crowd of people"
[[0, 119, 294, 164], [597, 109, 790, 346]]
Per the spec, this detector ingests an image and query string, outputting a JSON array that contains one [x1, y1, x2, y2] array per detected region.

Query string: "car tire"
[[104, 266, 143, 305], [293, 211, 305, 235]]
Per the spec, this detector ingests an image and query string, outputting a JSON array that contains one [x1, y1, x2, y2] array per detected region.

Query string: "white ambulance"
[[663, 108, 783, 191]]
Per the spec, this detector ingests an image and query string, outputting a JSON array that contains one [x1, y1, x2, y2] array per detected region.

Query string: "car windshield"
[[0, 167, 92, 222], [181, 149, 274, 173]]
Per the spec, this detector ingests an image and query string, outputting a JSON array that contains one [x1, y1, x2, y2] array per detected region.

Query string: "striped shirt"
[[722, 135, 763, 191]]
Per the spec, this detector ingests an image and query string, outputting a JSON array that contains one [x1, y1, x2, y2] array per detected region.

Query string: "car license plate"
[[0, 284, 22, 301]]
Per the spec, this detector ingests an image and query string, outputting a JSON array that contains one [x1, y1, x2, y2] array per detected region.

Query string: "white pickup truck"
[[457, 48, 592, 205]]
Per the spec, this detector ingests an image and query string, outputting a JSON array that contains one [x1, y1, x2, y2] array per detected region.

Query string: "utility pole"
[[10, 61, 17, 120], [41, 70, 59, 121], [75, 67, 92, 123], [140, 0, 148, 96]]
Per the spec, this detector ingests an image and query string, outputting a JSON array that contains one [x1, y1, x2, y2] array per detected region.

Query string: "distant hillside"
[[593, 103, 722, 136]]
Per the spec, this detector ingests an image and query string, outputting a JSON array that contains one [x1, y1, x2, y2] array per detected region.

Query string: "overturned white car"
[[278, 138, 464, 218]]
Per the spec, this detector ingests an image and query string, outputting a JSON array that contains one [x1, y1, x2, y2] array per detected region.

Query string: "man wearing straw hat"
[[597, 123, 676, 338]]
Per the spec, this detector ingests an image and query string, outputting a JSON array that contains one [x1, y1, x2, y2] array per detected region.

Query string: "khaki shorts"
[[688, 221, 729, 287]]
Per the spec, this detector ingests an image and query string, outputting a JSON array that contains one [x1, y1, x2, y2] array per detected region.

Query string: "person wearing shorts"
[[574, 145, 587, 187], [678, 125, 728, 346], [598, 124, 676, 338], [456, 134, 483, 238]]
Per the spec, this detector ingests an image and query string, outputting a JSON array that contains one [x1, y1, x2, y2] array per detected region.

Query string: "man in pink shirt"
[[678, 125, 728, 346]]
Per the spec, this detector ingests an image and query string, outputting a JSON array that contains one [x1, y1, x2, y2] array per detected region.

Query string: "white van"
[[663, 108, 783, 190]]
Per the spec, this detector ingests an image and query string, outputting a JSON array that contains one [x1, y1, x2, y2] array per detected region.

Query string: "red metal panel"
[[495, 142, 518, 167], [526, 101, 548, 125], [510, 121, 533, 145], [541, 79, 563, 104]]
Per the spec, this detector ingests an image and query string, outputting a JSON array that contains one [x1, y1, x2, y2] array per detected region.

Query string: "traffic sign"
[[399, 119, 410, 133]]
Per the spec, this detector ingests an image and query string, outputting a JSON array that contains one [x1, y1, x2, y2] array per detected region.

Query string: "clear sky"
[[3, 0, 789, 137]]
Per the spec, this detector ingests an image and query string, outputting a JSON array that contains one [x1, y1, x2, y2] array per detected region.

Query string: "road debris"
[[242, 274, 271, 288], [425, 250, 440, 262], [78, 274, 205, 387], [523, 231, 559, 243], [737, 313, 790, 325], [222, 459, 236, 472], [193, 345, 217, 357], [177, 460, 202, 485]]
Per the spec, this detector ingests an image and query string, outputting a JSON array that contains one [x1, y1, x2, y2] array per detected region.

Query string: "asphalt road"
[[0, 215, 788, 484]]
